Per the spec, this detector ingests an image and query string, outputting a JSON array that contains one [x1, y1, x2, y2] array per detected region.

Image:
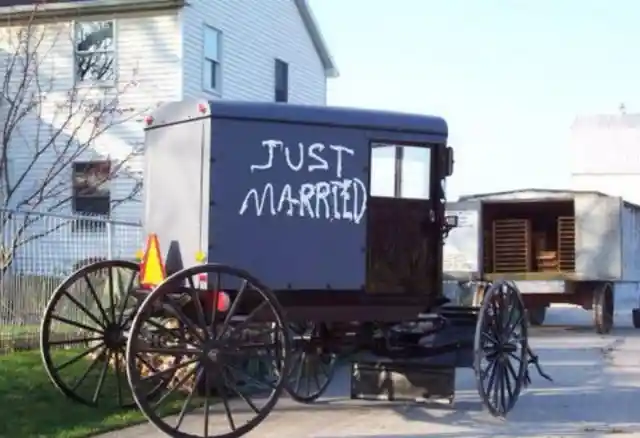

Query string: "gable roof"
[[293, 0, 338, 78], [0, 0, 339, 78]]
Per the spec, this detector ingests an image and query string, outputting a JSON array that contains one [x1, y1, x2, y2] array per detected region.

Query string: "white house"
[[570, 114, 640, 205], [0, 0, 337, 274]]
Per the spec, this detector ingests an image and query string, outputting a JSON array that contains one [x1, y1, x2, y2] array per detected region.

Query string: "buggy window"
[[370, 143, 431, 200]]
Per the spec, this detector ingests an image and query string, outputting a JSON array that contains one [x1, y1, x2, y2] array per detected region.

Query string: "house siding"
[[0, 10, 181, 273], [0, 2, 330, 275], [180, 0, 326, 104]]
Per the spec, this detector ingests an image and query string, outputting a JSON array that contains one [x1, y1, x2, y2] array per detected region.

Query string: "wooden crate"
[[557, 216, 576, 272], [492, 219, 532, 273]]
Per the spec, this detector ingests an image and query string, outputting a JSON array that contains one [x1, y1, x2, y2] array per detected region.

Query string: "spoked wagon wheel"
[[473, 280, 528, 417], [285, 322, 337, 403], [40, 259, 165, 408], [593, 282, 614, 335], [126, 263, 291, 438]]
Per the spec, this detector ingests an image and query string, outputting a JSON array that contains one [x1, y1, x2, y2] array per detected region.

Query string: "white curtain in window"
[[370, 146, 396, 197], [401, 146, 431, 200]]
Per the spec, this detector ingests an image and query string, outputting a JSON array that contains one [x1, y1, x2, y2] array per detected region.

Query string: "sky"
[[308, 0, 640, 199]]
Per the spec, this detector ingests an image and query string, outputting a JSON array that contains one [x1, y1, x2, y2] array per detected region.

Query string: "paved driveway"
[[102, 299, 640, 438]]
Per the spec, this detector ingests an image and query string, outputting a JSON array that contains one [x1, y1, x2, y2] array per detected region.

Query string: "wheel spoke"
[[107, 266, 117, 322], [70, 347, 106, 392], [225, 363, 277, 391], [92, 353, 110, 403], [48, 335, 104, 346], [218, 280, 249, 336], [84, 274, 111, 324], [54, 343, 104, 372], [152, 362, 199, 408], [175, 366, 203, 430], [222, 371, 261, 414], [214, 368, 236, 431], [142, 358, 200, 383], [294, 352, 306, 394], [144, 318, 190, 345], [61, 289, 107, 329], [186, 276, 208, 336], [163, 296, 206, 344], [116, 271, 138, 326], [52, 314, 103, 334], [113, 350, 124, 406], [209, 272, 222, 330], [203, 368, 211, 438]]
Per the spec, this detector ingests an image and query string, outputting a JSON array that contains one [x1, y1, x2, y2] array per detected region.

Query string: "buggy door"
[[366, 141, 442, 296]]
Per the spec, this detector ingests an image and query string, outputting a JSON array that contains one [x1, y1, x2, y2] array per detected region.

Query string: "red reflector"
[[144, 115, 153, 125], [204, 290, 230, 312], [197, 103, 207, 113]]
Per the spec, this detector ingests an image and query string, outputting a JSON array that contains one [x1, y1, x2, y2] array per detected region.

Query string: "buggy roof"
[[148, 100, 448, 136]]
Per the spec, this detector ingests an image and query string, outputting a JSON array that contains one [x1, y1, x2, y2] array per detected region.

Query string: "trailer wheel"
[[593, 282, 614, 335], [474, 280, 528, 417], [40, 260, 164, 408], [527, 307, 546, 327], [284, 322, 337, 404], [126, 263, 291, 438], [632, 309, 640, 329]]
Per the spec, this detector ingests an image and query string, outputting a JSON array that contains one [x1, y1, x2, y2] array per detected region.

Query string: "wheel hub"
[[103, 323, 125, 349]]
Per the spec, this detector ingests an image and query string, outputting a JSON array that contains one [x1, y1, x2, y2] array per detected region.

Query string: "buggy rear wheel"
[[40, 260, 151, 408], [473, 280, 528, 417], [285, 322, 337, 404], [126, 263, 291, 438]]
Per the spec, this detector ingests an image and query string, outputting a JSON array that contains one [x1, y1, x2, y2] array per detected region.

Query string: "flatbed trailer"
[[445, 189, 640, 332]]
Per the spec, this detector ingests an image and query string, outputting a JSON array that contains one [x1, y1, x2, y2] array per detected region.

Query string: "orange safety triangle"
[[140, 233, 166, 288]]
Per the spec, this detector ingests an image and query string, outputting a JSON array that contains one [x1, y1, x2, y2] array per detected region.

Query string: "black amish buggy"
[[39, 100, 550, 438]]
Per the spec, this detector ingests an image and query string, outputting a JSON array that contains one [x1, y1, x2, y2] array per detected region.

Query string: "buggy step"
[[350, 358, 455, 404]]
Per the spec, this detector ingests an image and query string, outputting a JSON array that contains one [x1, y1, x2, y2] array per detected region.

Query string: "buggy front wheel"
[[473, 280, 528, 417], [126, 263, 291, 438]]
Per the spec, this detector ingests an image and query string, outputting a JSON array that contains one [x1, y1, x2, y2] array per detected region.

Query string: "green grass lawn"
[[0, 350, 152, 438]]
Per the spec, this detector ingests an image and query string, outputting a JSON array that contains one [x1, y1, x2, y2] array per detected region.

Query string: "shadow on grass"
[[0, 350, 148, 438]]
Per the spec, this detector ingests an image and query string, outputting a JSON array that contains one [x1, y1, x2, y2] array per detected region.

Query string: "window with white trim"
[[73, 20, 116, 83], [203, 26, 221, 93]]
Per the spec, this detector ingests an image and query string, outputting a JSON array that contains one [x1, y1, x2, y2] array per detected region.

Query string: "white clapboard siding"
[[0, 11, 181, 274], [181, 0, 326, 104], [0, 1, 331, 274]]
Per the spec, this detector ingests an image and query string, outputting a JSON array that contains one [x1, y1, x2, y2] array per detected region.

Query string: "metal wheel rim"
[[473, 280, 528, 417], [285, 322, 336, 404], [126, 263, 290, 438], [40, 260, 148, 408]]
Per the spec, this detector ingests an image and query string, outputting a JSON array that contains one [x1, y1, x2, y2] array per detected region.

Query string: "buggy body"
[[143, 100, 453, 321]]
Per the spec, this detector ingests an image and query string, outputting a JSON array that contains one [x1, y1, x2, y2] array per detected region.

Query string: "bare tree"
[[0, 8, 152, 272]]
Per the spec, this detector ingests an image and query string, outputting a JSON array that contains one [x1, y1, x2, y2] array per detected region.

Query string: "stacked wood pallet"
[[557, 216, 576, 271], [492, 219, 532, 273], [533, 231, 559, 271]]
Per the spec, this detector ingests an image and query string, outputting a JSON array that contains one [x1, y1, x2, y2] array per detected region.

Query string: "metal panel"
[[443, 201, 482, 279], [208, 117, 368, 290], [571, 174, 640, 207], [143, 117, 210, 274], [574, 193, 622, 280], [621, 204, 640, 281]]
